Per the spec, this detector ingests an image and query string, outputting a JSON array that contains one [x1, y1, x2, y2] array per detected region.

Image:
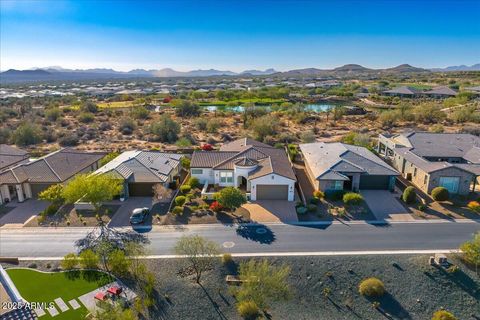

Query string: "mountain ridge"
[[1, 63, 478, 83]]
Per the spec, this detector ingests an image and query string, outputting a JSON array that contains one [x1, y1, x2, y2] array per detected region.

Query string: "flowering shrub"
[[467, 201, 480, 213], [201, 144, 213, 151], [210, 201, 223, 212]]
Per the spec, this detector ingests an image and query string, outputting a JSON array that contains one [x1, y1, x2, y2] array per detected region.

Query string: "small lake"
[[202, 103, 343, 113]]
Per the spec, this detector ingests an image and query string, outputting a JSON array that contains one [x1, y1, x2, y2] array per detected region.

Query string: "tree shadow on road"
[[235, 224, 276, 244]]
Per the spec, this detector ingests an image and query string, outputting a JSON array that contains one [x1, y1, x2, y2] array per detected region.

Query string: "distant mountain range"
[[430, 64, 480, 72], [1, 63, 478, 83]]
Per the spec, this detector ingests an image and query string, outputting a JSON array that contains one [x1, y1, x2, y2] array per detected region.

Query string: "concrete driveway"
[[361, 190, 414, 221], [242, 200, 298, 223], [0, 199, 48, 227], [108, 197, 154, 228]]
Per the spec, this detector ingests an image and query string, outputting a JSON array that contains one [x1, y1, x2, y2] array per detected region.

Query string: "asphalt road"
[[1, 221, 478, 258]]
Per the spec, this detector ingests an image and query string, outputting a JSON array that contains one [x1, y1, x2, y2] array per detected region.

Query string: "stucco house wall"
[[250, 173, 295, 201]]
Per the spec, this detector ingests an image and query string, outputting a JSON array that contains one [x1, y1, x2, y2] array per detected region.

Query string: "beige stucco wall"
[[391, 152, 474, 195]]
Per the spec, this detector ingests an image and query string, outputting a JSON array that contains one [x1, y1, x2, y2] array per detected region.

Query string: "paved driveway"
[[108, 197, 154, 228], [242, 200, 298, 223], [0, 199, 48, 227], [361, 190, 414, 221]]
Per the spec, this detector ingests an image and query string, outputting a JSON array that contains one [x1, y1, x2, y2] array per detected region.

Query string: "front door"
[[439, 177, 460, 194]]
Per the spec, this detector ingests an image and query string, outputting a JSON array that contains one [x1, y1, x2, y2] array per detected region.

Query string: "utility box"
[[434, 254, 448, 267]]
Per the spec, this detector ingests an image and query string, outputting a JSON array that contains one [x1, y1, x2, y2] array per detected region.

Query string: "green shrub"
[[343, 192, 363, 205], [418, 204, 427, 211], [402, 186, 416, 204], [180, 185, 191, 194], [43, 204, 59, 216], [296, 206, 308, 215], [61, 253, 78, 270], [187, 177, 200, 188], [175, 196, 186, 206], [431, 187, 449, 201], [307, 204, 317, 212], [431, 310, 457, 320], [236, 300, 260, 319], [222, 253, 233, 265], [309, 197, 320, 205], [78, 112, 94, 123], [172, 206, 183, 215], [358, 277, 385, 297]]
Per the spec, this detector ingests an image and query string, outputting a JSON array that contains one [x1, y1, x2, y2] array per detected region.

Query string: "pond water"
[[202, 103, 342, 113]]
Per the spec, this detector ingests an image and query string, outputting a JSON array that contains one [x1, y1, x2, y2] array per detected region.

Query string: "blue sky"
[[1, 0, 479, 71]]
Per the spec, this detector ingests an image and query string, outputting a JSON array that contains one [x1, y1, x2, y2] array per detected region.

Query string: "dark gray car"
[[129, 207, 150, 224]]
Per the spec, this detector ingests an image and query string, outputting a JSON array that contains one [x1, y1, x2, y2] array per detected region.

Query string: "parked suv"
[[129, 207, 150, 224]]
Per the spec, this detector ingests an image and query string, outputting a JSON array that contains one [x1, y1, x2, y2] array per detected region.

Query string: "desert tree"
[[174, 235, 220, 283]]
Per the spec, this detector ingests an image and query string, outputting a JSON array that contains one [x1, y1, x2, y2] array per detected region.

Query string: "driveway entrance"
[[0, 199, 48, 227], [108, 197, 153, 227], [361, 190, 413, 221], [242, 200, 298, 223]]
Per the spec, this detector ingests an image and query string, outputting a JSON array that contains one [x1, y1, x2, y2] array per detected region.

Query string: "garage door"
[[359, 175, 390, 190], [128, 183, 155, 197], [256, 185, 288, 200], [31, 183, 53, 198]]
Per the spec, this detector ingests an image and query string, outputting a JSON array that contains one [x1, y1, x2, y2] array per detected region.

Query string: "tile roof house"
[[383, 86, 421, 97], [378, 132, 480, 195], [423, 86, 457, 98], [190, 138, 296, 201], [0, 144, 29, 171], [0, 148, 105, 204], [299, 142, 398, 192], [94, 150, 183, 197], [383, 86, 457, 99]]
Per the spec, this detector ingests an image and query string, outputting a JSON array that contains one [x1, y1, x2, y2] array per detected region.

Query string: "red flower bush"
[[210, 201, 223, 212], [201, 144, 213, 151]]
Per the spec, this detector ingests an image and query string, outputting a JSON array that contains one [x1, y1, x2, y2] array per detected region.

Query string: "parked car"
[[129, 207, 150, 224]]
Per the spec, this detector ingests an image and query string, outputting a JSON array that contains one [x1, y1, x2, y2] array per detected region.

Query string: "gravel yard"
[[5, 254, 479, 320]]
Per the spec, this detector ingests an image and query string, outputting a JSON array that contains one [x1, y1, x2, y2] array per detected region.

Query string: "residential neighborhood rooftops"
[[423, 86, 457, 96], [191, 138, 296, 181], [299, 142, 399, 180], [0, 148, 105, 184], [383, 86, 420, 95], [391, 132, 480, 159], [94, 150, 183, 183], [0, 144, 29, 171]]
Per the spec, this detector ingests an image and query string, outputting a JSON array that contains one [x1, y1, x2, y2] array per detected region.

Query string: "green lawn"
[[7, 269, 113, 320], [97, 101, 136, 109]]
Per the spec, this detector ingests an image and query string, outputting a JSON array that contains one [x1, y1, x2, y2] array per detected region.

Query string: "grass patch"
[[6, 269, 113, 320], [97, 101, 136, 109]]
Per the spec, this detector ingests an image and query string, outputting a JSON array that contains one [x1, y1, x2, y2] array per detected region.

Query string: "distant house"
[[383, 86, 421, 98], [94, 151, 183, 197], [299, 142, 398, 193], [378, 132, 480, 195], [0, 145, 29, 171], [0, 148, 104, 204], [423, 86, 457, 98], [465, 86, 480, 96], [190, 138, 296, 201]]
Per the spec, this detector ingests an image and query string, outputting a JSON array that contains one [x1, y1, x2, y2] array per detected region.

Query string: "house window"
[[334, 180, 343, 190], [413, 168, 417, 177], [423, 175, 427, 185], [220, 171, 233, 183], [191, 169, 203, 175]]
